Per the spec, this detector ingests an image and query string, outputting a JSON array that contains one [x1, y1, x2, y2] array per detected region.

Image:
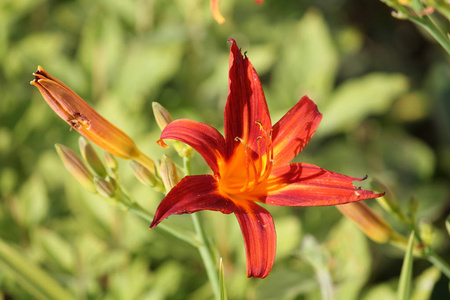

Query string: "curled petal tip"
[[227, 38, 236, 45], [157, 139, 170, 148], [353, 174, 369, 182]]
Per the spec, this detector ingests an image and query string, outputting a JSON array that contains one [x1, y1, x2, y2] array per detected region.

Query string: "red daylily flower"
[[211, 0, 263, 24], [151, 39, 383, 278]]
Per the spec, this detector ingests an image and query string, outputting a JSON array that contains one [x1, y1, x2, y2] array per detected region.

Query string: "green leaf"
[[398, 231, 415, 300], [17, 175, 49, 228], [219, 258, 227, 300], [34, 228, 75, 273], [254, 268, 317, 300], [300, 235, 333, 300], [0, 238, 77, 300], [362, 284, 396, 300], [326, 218, 371, 300], [275, 216, 302, 259], [318, 73, 409, 136], [272, 9, 338, 107]]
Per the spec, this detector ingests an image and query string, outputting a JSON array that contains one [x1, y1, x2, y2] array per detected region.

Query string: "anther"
[[68, 113, 91, 131]]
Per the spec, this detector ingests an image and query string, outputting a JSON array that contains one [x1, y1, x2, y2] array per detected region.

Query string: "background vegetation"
[[0, 0, 449, 299]]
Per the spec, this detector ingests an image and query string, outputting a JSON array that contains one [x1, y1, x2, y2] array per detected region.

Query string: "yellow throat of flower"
[[218, 122, 274, 197]]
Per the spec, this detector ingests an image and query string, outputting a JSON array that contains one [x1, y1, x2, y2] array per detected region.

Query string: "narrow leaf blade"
[[398, 231, 415, 300]]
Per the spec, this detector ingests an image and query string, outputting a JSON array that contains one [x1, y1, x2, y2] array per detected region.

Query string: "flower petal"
[[272, 96, 322, 165], [253, 163, 384, 206], [158, 119, 226, 174], [150, 175, 276, 278], [150, 175, 235, 229], [224, 39, 271, 159], [233, 201, 276, 278]]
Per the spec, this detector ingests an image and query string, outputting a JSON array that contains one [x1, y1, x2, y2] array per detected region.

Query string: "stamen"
[[254, 121, 274, 182], [235, 137, 258, 192], [256, 136, 263, 176]]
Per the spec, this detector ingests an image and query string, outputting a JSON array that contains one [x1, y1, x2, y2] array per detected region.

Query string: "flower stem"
[[184, 155, 220, 300], [408, 15, 450, 55], [409, 221, 450, 279], [127, 202, 199, 247], [191, 213, 220, 300], [425, 250, 450, 279], [380, 0, 450, 55]]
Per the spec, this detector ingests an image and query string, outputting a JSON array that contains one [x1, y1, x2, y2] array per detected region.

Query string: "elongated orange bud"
[[337, 202, 398, 244], [31, 66, 154, 173]]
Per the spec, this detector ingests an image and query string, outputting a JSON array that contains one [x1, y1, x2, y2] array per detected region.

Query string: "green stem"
[[380, 0, 450, 55], [127, 202, 199, 247], [408, 15, 450, 55], [409, 0, 450, 54], [191, 213, 220, 300], [113, 182, 198, 246], [184, 155, 220, 300], [409, 222, 450, 279], [0, 238, 77, 300], [426, 250, 450, 279]]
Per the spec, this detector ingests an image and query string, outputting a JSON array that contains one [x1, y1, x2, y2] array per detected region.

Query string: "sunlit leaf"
[[219, 258, 227, 300], [326, 218, 371, 300], [300, 235, 333, 300], [318, 73, 409, 136], [272, 9, 338, 107], [397, 231, 415, 300]]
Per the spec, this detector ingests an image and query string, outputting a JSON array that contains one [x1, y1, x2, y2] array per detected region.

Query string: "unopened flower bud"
[[153, 102, 193, 158], [131, 161, 158, 187], [55, 144, 96, 193], [79, 137, 107, 177], [31, 66, 155, 173], [419, 220, 433, 246], [159, 155, 179, 192], [337, 202, 396, 244], [103, 151, 119, 173], [152, 102, 173, 131], [373, 179, 408, 223], [94, 176, 116, 198]]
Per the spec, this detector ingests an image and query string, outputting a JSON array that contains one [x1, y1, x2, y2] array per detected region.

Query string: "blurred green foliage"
[[0, 0, 449, 299]]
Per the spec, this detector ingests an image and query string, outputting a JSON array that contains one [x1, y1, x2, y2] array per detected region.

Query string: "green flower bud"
[[79, 137, 107, 177], [94, 176, 116, 198], [131, 161, 158, 187], [152, 102, 173, 131], [55, 144, 96, 193], [103, 151, 118, 173], [159, 155, 179, 192]]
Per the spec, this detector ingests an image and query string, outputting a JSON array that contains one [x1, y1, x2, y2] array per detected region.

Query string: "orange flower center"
[[218, 122, 274, 198]]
